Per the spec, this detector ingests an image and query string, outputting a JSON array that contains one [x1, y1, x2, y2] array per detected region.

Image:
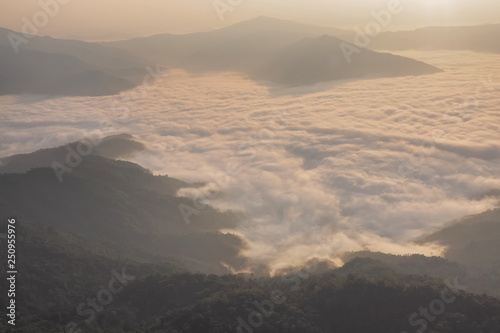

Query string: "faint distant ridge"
[[372, 24, 500, 53], [105, 16, 442, 86], [2, 18, 499, 94], [8, 18, 498, 93], [104, 16, 353, 65], [212, 15, 353, 40], [0, 17, 447, 93]]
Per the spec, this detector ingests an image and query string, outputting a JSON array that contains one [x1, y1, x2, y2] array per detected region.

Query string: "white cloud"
[[1, 50, 499, 272]]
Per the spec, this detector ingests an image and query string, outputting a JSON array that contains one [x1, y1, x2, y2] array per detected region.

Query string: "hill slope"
[[0, 136, 246, 273], [1, 138, 500, 332], [372, 24, 500, 53], [0, 45, 135, 96], [0, 27, 147, 96], [423, 209, 500, 272], [2, 225, 500, 333], [417, 209, 500, 297], [254, 34, 441, 86]]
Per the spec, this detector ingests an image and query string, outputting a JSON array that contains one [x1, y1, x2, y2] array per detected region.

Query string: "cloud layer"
[[1, 50, 499, 272]]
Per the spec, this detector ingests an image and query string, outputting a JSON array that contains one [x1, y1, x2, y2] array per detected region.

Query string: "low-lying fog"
[[1, 50, 499, 272]]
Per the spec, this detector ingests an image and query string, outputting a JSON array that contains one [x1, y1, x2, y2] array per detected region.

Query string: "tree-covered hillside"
[[1, 138, 500, 332], [2, 221, 500, 333], [0, 137, 246, 274]]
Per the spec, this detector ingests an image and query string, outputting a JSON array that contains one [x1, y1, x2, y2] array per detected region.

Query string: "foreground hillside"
[[1, 221, 500, 333], [1, 137, 500, 332], [421, 209, 500, 297], [0, 135, 245, 274]]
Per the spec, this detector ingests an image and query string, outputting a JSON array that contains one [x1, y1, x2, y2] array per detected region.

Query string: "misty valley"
[[1, 6, 500, 333]]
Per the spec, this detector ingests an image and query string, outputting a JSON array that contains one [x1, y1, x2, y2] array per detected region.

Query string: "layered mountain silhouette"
[[0, 27, 146, 96], [372, 24, 500, 53], [0, 17, 447, 93], [106, 16, 442, 86], [104, 16, 353, 65], [4, 18, 499, 94], [0, 45, 135, 96]]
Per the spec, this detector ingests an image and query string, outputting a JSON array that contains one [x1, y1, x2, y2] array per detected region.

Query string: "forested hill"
[[0, 136, 246, 274], [1, 138, 500, 332], [1, 221, 500, 332]]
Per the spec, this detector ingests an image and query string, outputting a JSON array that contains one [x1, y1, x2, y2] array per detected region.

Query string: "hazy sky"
[[1, 0, 500, 41]]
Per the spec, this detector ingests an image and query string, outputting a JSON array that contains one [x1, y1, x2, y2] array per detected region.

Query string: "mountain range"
[[3, 18, 499, 96], [105, 16, 442, 86], [0, 27, 146, 96], [0, 17, 454, 95]]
